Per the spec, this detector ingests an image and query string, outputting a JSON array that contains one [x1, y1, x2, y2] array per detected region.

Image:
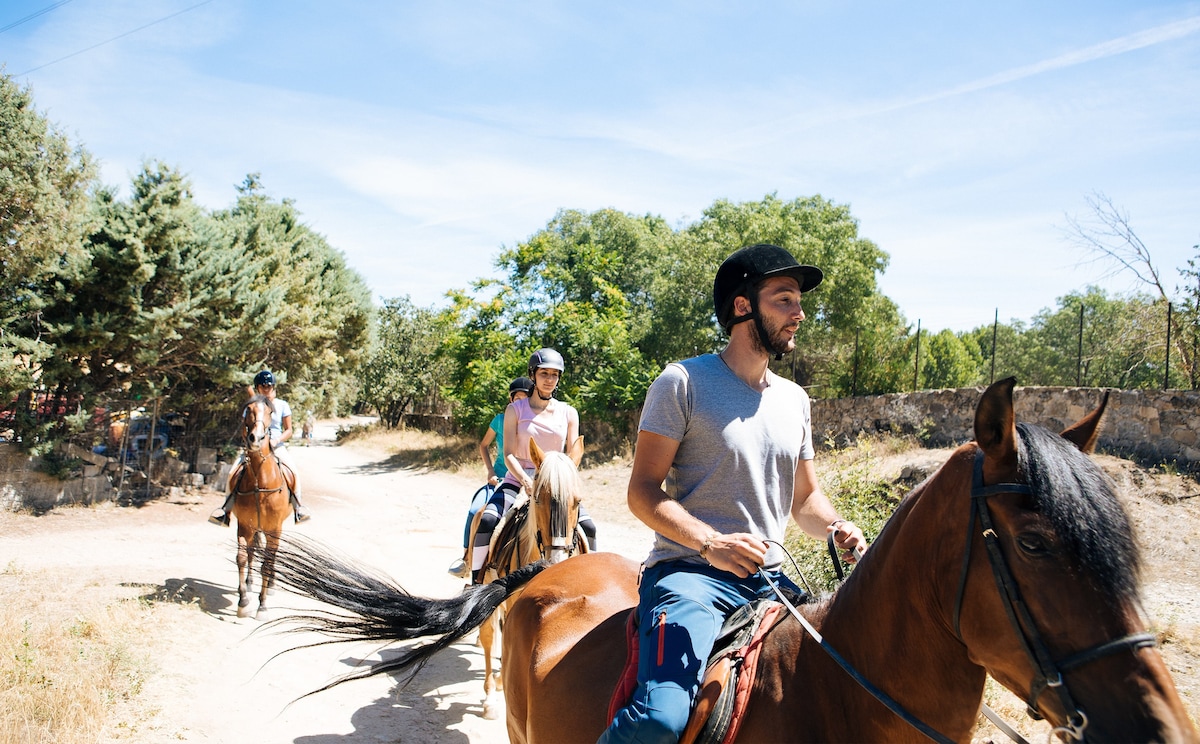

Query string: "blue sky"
[[4, 1, 1198, 333]]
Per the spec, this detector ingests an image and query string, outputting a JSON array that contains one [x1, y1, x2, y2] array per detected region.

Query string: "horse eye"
[[1016, 532, 1051, 557]]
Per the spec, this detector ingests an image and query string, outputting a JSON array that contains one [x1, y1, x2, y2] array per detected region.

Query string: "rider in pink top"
[[500, 395, 569, 490], [469, 348, 597, 584]]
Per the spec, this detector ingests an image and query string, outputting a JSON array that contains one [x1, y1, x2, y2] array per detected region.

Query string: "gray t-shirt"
[[639, 353, 814, 570]]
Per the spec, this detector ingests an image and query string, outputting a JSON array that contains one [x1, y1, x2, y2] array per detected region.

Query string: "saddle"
[[608, 597, 789, 744], [231, 458, 297, 497], [488, 496, 532, 573]]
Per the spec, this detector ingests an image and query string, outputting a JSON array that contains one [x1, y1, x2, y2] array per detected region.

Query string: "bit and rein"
[[762, 446, 1156, 744]]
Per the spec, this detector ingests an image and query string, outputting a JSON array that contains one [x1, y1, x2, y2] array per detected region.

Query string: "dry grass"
[[334, 421, 480, 475], [0, 563, 161, 744]]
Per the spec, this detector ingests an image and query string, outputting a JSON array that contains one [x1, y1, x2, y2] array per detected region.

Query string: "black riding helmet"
[[713, 244, 823, 358], [527, 348, 565, 378], [509, 376, 535, 398], [527, 348, 565, 399], [253, 370, 276, 387]]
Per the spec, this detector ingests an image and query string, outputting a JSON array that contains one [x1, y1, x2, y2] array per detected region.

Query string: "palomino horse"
[[268, 435, 586, 702], [230, 395, 293, 619], [271, 379, 1197, 742], [476, 436, 587, 718]]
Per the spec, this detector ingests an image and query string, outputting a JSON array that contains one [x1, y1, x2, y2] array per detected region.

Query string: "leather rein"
[[765, 446, 1155, 744]]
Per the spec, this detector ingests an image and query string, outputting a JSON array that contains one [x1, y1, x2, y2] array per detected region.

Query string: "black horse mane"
[[1015, 422, 1141, 602]]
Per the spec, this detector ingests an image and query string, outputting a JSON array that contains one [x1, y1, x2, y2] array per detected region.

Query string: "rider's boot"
[[447, 552, 469, 579], [208, 492, 234, 526], [291, 490, 311, 523]]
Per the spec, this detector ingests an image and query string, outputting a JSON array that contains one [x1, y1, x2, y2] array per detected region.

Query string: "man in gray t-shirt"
[[599, 244, 866, 744]]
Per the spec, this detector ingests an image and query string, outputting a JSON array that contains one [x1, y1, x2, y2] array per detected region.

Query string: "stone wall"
[[0, 442, 119, 511], [0, 440, 227, 512], [812, 386, 1200, 469]]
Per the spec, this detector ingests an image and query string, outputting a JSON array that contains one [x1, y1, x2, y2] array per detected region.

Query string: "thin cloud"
[[897, 15, 1200, 111]]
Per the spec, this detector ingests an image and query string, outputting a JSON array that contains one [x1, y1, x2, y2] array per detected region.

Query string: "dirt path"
[[1, 421, 1196, 742], [0, 420, 652, 743]]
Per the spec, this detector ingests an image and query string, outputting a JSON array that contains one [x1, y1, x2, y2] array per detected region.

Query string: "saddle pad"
[[607, 611, 639, 724], [683, 601, 785, 744]]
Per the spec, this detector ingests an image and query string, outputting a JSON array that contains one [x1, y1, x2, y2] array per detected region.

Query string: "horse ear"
[[1060, 390, 1108, 454], [975, 377, 1018, 465], [529, 437, 545, 470], [568, 436, 584, 467]]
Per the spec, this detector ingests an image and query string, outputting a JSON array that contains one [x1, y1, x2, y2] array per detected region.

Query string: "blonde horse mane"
[[521, 450, 582, 550]]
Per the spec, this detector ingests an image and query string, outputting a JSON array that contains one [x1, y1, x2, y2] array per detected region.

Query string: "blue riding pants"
[[597, 556, 801, 744], [461, 484, 495, 548], [597, 560, 800, 744]]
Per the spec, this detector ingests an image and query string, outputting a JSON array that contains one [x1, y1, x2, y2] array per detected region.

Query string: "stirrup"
[[208, 510, 229, 527], [293, 508, 312, 524]]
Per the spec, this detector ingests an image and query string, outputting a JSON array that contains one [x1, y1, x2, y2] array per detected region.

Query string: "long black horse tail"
[[265, 533, 548, 696]]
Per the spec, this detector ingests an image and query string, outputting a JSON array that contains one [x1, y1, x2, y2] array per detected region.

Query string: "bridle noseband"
[[952, 449, 1157, 742]]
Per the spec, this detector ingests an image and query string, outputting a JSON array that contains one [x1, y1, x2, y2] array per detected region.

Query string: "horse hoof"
[[255, 608, 271, 621], [237, 605, 252, 619], [482, 701, 502, 720]]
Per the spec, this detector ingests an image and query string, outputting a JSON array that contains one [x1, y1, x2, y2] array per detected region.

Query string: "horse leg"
[[236, 532, 254, 618], [256, 530, 281, 620], [479, 609, 503, 720]]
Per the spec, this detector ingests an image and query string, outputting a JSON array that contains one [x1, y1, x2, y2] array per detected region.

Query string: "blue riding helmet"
[[254, 370, 276, 387]]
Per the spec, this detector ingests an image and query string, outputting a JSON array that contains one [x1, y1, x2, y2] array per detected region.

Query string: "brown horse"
[[230, 395, 292, 620], [474, 437, 588, 719], [270, 379, 1197, 742]]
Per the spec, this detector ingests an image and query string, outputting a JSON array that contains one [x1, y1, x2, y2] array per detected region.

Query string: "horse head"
[[950, 377, 1191, 742], [527, 438, 584, 564], [241, 395, 274, 457]]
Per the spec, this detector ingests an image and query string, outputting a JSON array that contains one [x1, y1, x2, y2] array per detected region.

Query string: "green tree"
[[0, 73, 96, 437], [1178, 248, 1200, 389], [359, 296, 450, 428], [209, 174, 373, 418], [920, 329, 982, 389], [825, 296, 913, 397], [27, 164, 372, 455], [443, 195, 907, 443], [445, 209, 668, 441], [42, 164, 223, 400], [968, 288, 1174, 389], [1064, 192, 1196, 388]]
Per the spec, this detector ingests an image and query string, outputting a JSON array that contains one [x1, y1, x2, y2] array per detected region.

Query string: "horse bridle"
[[530, 481, 581, 560], [237, 400, 284, 497], [766, 446, 1159, 744], [951, 448, 1157, 742]]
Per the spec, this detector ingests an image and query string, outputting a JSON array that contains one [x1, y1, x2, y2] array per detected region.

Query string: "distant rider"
[[448, 375, 536, 579], [208, 370, 311, 525]]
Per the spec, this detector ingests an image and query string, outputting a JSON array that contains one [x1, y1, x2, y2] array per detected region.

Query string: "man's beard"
[[751, 315, 796, 358]]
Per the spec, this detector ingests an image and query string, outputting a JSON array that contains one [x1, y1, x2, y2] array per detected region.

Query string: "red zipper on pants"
[[656, 611, 667, 666]]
